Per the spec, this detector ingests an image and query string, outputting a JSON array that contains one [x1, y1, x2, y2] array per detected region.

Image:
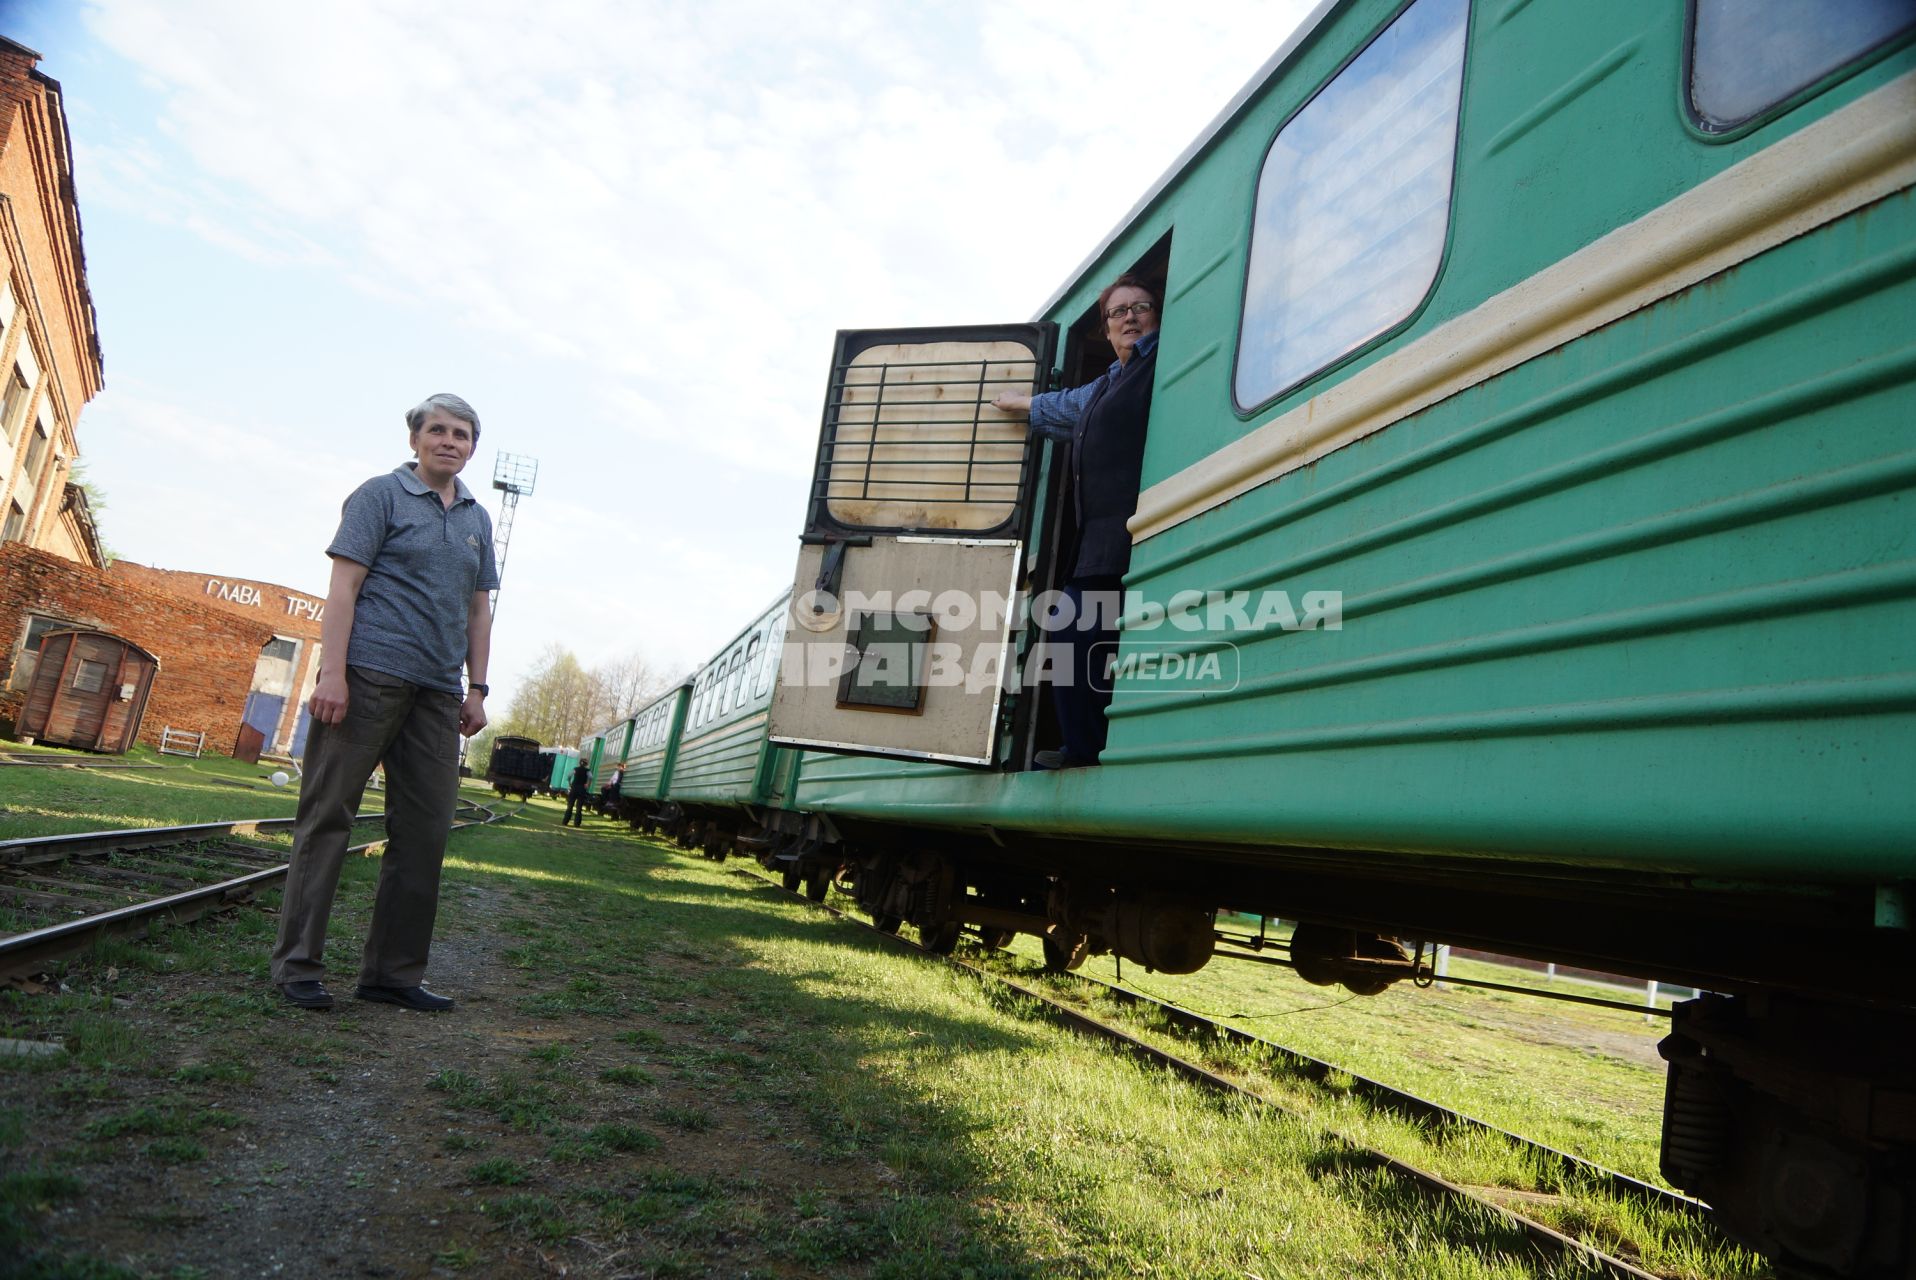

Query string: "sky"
[[0, 0, 1313, 715]]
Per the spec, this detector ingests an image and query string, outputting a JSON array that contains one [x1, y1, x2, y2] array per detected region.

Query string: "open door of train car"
[[770, 323, 1057, 766]]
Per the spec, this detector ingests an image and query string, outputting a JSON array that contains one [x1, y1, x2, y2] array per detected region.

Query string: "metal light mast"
[[489, 452, 539, 619]]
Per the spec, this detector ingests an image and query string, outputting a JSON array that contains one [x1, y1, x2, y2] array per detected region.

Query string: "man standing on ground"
[[271, 393, 498, 1013], [565, 758, 591, 827]]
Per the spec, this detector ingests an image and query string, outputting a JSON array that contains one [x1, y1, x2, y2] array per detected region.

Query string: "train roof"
[[689, 586, 793, 682]]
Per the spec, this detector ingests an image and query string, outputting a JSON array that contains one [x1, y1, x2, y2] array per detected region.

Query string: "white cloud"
[[71, 0, 1314, 711]]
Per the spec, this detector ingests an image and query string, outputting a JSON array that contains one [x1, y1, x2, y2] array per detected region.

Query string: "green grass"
[[467, 1157, 530, 1186], [1, 774, 1772, 1279], [990, 926, 1672, 1183], [0, 741, 378, 841]]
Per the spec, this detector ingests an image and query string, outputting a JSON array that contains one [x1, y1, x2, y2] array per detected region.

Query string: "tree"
[[492, 646, 673, 749], [462, 724, 498, 775], [599, 651, 671, 719], [68, 458, 118, 564]]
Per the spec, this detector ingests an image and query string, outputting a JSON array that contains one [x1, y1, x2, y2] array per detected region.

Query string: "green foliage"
[[467, 1157, 529, 1186], [480, 1193, 574, 1243], [598, 1064, 654, 1087]]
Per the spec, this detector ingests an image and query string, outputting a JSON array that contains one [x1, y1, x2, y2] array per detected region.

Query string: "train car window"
[[1234, 0, 1468, 412], [740, 636, 763, 709], [753, 611, 787, 700], [725, 649, 746, 713], [1689, 0, 1914, 132]]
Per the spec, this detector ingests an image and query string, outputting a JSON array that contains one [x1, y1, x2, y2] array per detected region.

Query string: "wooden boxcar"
[[736, 3, 1916, 1273], [16, 630, 158, 755], [483, 734, 546, 800]]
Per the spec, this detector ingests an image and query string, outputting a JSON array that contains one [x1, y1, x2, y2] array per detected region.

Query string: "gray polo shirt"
[[328, 462, 500, 695]]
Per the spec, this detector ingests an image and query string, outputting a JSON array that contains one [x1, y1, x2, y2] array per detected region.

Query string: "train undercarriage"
[[619, 799, 1915, 1279]]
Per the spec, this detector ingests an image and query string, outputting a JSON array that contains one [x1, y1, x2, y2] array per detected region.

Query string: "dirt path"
[[6, 866, 895, 1279]]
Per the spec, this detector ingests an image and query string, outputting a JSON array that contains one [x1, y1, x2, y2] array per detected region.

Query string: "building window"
[[1689, 0, 1915, 132], [22, 424, 47, 485], [9, 613, 70, 689], [2, 499, 25, 543], [1, 365, 27, 445], [1234, 0, 1470, 411]]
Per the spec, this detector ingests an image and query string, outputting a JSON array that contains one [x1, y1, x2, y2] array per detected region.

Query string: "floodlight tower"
[[489, 452, 539, 618]]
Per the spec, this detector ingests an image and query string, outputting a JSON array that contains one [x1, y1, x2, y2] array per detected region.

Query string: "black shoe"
[[279, 980, 335, 1011], [355, 984, 454, 1012], [1034, 750, 1094, 770]]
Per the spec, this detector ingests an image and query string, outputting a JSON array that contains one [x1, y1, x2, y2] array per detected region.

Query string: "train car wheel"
[[918, 919, 961, 955], [805, 868, 830, 902], [871, 913, 902, 935], [1043, 932, 1089, 972], [782, 867, 802, 893], [979, 927, 1015, 950]]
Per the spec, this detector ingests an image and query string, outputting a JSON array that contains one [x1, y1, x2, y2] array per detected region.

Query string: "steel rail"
[[0, 815, 348, 865], [1061, 965, 1700, 1216], [0, 756, 166, 770], [738, 864, 1676, 1280], [0, 803, 506, 984]]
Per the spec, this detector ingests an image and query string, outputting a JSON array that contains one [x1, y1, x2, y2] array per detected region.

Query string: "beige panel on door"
[[824, 341, 1037, 532], [771, 536, 1022, 765]]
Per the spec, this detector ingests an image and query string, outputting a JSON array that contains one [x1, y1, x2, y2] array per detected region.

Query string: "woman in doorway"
[[992, 274, 1161, 768]]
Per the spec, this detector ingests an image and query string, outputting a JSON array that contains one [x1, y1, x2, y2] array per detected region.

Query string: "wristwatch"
[[469, 683, 490, 696]]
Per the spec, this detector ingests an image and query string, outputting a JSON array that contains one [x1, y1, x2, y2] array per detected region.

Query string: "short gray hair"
[[406, 393, 481, 444]]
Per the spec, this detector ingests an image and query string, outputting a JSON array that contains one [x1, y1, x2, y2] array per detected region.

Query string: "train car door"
[[770, 323, 1057, 766]]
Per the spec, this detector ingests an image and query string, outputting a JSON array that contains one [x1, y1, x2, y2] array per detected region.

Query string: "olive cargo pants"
[[270, 666, 461, 989]]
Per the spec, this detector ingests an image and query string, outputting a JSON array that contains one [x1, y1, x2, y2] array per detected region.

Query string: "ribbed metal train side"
[[621, 683, 692, 806]]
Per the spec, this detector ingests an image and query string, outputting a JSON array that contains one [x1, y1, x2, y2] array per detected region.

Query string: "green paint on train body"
[[785, 0, 1916, 884], [670, 592, 792, 812], [622, 683, 693, 803]]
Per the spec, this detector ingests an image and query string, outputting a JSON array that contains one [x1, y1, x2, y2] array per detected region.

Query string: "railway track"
[[0, 803, 502, 985], [741, 863, 1725, 1280]]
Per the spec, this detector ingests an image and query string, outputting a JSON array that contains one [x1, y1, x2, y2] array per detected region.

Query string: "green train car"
[[542, 746, 580, 797], [585, 715, 635, 794], [616, 680, 692, 830], [656, 592, 803, 861], [715, 2, 1914, 1273]]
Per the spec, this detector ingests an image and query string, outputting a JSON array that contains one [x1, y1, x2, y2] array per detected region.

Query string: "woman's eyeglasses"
[[1105, 300, 1157, 321]]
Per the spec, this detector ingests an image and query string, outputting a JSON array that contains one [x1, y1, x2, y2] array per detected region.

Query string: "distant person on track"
[[269, 393, 498, 1014], [565, 758, 592, 827], [992, 274, 1161, 769]]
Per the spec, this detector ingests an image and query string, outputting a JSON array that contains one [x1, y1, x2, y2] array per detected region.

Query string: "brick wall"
[[109, 562, 325, 640], [0, 542, 272, 754], [110, 562, 326, 751]]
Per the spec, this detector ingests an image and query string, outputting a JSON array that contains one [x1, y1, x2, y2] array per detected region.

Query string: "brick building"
[[110, 562, 328, 756], [0, 37, 105, 568], [0, 542, 271, 753]]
